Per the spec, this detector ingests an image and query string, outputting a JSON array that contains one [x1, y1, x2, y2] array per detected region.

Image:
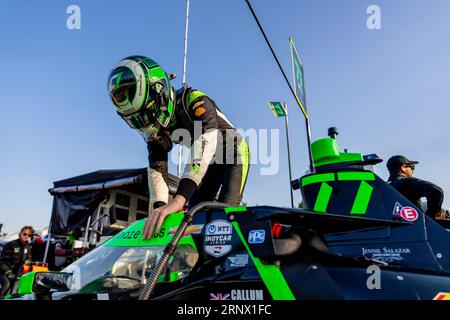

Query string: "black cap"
[[386, 155, 419, 173]]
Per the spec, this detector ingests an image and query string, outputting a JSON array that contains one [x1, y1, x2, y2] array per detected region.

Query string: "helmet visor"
[[109, 67, 137, 114]]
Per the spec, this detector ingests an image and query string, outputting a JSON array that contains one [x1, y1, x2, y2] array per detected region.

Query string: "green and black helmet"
[[108, 56, 175, 137]]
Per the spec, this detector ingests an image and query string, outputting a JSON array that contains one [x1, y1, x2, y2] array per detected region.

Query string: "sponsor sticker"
[[400, 206, 418, 222], [433, 292, 450, 300], [228, 254, 249, 267], [210, 289, 264, 301], [96, 293, 110, 300], [194, 107, 206, 118], [210, 293, 230, 300], [204, 220, 232, 257], [168, 224, 204, 236], [362, 247, 412, 262], [248, 230, 265, 244], [393, 202, 403, 217], [192, 160, 201, 174]]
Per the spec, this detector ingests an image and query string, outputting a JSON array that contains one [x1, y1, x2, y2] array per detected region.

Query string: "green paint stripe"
[[301, 173, 335, 186], [224, 206, 247, 214], [188, 90, 208, 106], [337, 172, 375, 181], [148, 66, 166, 81], [351, 181, 374, 215], [238, 139, 250, 194], [105, 213, 196, 248], [314, 182, 333, 213], [18, 272, 35, 295], [232, 222, 296, 300], [115, 72, 123, 88]]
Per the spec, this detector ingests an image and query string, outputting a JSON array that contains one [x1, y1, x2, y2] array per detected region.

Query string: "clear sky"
[[1, 0, 450, 233]]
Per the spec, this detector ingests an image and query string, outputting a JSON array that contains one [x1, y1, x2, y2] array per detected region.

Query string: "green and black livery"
[[12, 130, 450, 300]]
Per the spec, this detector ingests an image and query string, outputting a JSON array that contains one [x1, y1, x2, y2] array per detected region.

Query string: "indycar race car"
[[9, 130, 450, 301]]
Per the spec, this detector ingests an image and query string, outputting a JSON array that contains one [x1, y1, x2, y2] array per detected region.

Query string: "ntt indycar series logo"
[[204, 220, 233, 258]]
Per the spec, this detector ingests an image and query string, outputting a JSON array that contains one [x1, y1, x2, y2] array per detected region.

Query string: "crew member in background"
[[0, 226, 34, 296], [387, 155, 446, 220]]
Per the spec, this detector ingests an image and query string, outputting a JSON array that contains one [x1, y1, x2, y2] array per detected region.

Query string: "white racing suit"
[[147, 87, 250, 209]]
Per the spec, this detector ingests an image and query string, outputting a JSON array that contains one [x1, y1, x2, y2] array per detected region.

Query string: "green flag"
[[268, 101, 286, 118], [289, 37, 308, 118]]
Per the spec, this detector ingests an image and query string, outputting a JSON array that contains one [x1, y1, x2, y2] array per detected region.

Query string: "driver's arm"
[[147, 134, 173, 209], [175, 96, 219, 202]]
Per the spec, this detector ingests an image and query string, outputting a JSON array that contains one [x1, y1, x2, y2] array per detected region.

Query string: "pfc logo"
[[248, 230, 265, 244]]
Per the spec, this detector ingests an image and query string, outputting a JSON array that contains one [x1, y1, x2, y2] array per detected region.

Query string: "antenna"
[[182, 0, 190, 86], [178, 0, 191, 178]]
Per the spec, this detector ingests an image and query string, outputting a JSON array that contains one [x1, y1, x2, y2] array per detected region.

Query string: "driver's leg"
[[217, 138, 250, 205], [217, 164, 246, 206], [188, 138, 249, 208], [187, 164, 223, 209]]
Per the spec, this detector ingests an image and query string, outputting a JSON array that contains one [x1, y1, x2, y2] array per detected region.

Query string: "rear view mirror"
[[18, 272, 72, 295]]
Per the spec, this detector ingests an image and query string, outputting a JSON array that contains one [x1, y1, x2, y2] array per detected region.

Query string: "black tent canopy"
[[49, 168, 179, 235], [50, 168, 179, 194]]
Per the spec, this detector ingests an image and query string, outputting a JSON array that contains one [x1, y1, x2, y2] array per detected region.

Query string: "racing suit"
[[147, 87, 250, 209], [0, 239, 31, 297], [388, 174, 444, 219]]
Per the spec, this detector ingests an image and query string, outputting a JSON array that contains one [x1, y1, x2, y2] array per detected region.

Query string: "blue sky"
[[1, 0, 450, 233]]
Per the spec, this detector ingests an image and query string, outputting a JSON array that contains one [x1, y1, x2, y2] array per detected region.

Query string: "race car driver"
[[107, 56, 250, 239], [387, 155, 445, 220]]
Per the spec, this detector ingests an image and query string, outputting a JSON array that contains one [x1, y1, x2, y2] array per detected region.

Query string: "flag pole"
[[284, 102, 294, 208]]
